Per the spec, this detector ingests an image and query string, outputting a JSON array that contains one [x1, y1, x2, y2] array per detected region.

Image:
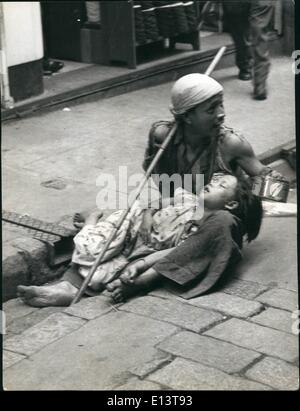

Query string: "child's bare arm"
[[121, 248, 176, 284]]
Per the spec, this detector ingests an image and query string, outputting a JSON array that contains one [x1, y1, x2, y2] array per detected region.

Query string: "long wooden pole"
[[71, 46, 227, 305]]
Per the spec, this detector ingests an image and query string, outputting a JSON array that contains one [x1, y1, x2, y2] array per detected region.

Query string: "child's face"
[[201, 174, 238, 210]]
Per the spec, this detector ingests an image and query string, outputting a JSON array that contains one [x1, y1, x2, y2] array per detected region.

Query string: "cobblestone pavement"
[[2, 57, 298, 390], [3, 277, 299, 390]]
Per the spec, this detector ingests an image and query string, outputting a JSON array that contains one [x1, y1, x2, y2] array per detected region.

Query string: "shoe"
[[43, 59, 64, 73], [238, 70, 252, 81], [253, 88, 267, 100], [43, 69, 52, 76]]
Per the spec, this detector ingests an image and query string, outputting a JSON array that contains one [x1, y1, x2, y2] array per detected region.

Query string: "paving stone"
[[235, 217, 297, 291], [116, 378, 165, 390], [11, 237, 48, 259], [129, 351, 172, 378], [157, 331, 261, 374], [3, 245, 30, 301], [119, 295, 224, 332], [64, 295, 115, 320], [222, 279, 269, 299], [3, 350, 27, 370], [2, 226, 25, 243], [41, 178, 68, 190], [7, 307, 63, 334], [149, 288, 187, 302], [3, 330, 18, 342], [204, 318, 298, 362], [55, 213, 78, 232], [3, 298, 37, 324], [10, 237, 54, 284], [251, 307, 296, 334], [4, 312, 178, 390], [245, 357, 299, 391], [148, 357, 271, 390], [4, 313, 86, 356], [256, 288, 298, 312], [187, 292, 263, 318]]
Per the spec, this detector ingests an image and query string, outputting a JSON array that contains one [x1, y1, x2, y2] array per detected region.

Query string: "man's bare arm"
[[223, 132, 282, 178]]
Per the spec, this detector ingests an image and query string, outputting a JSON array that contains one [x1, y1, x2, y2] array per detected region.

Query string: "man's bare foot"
[[120, 259, 146, 285], [73, 209, 103, 229], [106, 279, 140, 303], [17, 281, 78, 307], [106, 268, 161, 303]]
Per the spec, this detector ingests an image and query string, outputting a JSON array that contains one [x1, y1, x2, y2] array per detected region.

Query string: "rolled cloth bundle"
[[170, 73, 223, 116]]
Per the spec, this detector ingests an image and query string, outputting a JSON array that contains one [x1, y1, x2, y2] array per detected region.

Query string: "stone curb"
[[2, 243, 31, 302], [2, 233, 68, 302]]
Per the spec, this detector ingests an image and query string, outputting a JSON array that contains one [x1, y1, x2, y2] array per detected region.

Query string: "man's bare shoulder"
[[219, 126, 253, 159], [150, 120, 174, 144]]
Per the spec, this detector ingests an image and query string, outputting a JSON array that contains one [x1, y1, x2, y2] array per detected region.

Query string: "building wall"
[[2, 2, 44, 102], [3, 2, 43, 67]]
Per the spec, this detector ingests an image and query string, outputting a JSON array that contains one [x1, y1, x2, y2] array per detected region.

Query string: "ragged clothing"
[[143, 120, 246, 194], [152, 210, 244, 299], [71, 206, 143, 289], [148, 187, 199, 250], [71, 188, 201, 288]]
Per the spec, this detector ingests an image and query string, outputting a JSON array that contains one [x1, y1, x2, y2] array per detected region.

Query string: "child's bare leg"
[[121, 249, 175, 285], [84, 210, 104, 226], [106, 267, 162, 302]]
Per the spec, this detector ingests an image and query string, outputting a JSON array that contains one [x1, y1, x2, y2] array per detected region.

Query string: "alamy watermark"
[[95, 166, 204, 212]]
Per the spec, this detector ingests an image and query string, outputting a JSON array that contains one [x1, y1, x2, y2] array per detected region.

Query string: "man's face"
[[185, 92, 225, 143], [200, 173, 238, 210]]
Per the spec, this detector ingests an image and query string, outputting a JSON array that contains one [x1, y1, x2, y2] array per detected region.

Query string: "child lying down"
[[18, 173, 263, 307]]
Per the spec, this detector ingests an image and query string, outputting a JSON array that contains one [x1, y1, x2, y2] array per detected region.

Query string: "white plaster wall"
[[3, 2, 44, 67]]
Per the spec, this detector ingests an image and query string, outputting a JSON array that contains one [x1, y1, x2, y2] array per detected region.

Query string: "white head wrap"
[[170, 73, 223, 116]]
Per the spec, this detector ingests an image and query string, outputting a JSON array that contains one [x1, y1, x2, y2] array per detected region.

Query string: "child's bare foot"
[[73, 211, 89, 229], [17, 281, 78, 307], [73, 209, 103, 229]]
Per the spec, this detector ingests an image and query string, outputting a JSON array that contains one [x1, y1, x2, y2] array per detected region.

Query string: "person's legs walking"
[[223, 1, 253, 80], [249, 0, 274, 99]]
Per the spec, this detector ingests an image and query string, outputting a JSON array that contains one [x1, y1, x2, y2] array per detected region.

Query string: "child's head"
[[201, 173, 263, 242]]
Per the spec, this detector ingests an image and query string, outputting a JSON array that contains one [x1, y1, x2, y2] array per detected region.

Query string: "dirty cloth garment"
[[153, 210, 244, 299], [170, 73, 223, 116], [71, 188, 200, 288], [71, 209, 138, 289], [143, 120, 246, 195]]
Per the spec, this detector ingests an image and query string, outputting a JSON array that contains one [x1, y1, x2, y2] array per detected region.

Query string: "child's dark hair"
[[229, 178, 263, 242]]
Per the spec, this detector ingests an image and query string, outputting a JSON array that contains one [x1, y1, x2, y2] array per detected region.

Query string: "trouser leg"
[[249, 0, 274, 94], [222, 1, 252, 73]]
